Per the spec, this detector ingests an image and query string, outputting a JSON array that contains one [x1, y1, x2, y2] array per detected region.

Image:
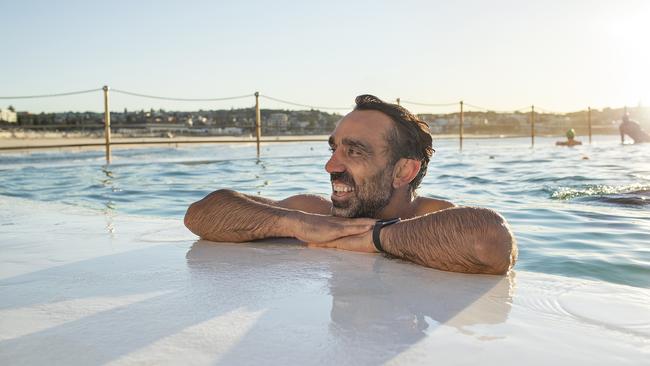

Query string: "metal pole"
[[531, 105, 535, 148], [255, 91, 261, 157], [396, 98, 400, 106], [459, 101, 464, 151], [587, 107, 591, 145], [103, 85, 111, 163]]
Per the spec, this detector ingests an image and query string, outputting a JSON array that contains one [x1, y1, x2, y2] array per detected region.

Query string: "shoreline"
[[0, 135, 328, 151], [0, 132, 585, 152]]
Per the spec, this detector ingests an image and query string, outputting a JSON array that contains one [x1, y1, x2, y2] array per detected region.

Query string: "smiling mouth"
[[332, 182, 354, 198]]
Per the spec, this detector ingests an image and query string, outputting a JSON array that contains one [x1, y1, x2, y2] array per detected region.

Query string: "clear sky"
[[1, 0, 649, 114]]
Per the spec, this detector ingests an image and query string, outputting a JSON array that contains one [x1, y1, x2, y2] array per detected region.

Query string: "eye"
[[347, 147, 362, 157], [329, 146, 336, 153]]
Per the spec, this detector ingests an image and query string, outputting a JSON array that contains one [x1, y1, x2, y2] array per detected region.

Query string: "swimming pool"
[[1, 135, 648, 288]]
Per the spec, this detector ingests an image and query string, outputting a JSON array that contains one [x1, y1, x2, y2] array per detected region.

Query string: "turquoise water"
[[1, 136, 649, 288]]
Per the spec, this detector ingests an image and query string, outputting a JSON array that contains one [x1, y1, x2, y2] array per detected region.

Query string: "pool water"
[[1, 136, 649, 288]]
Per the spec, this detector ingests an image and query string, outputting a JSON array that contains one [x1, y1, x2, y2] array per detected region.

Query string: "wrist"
[[380, 225, 392, 253], [277, 209, 299, 238], [373, 218, 400, 253], [280, 209, 319, 239]]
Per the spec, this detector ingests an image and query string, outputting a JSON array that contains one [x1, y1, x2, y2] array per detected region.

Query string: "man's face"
[[326, 110, 396, 218]]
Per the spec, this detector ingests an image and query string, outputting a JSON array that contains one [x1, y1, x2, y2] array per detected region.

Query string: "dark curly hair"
[[354, 94, 434, 196]]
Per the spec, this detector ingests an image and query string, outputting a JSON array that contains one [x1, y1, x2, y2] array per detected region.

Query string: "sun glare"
[[606, 4, 650, 107]]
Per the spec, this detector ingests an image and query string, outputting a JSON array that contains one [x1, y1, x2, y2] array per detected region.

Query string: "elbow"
[[474, 210, 518, 275], [183, 189, 233, 239], [184, 200, 205, 238]]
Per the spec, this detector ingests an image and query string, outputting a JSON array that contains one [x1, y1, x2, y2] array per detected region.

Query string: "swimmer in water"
[[185, 95, 517, 275], [620, 113, 650, 144], [556, 128, 582, 146]]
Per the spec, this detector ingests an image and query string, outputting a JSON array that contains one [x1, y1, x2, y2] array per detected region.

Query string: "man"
[[185, 95, 517, 275], [620, 113, 650, 144], [556, 128, 582, 146]]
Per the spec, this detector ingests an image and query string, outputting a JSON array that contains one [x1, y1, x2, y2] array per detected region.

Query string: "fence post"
[[459, 101, 464, 151], [396, 98, 400, 106], [255, 91, 261, 157], [587, 107, 591, 145], [530, 105, 535, 148], [102, 85, 111, 164]]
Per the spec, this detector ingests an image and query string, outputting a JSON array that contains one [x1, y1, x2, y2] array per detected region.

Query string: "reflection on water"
[[0, 136, 648, 288], [100, 165, 116, 235], [185, 241, 513, 363], [100, 165, 117, 213], [327, 255, 513, 341]]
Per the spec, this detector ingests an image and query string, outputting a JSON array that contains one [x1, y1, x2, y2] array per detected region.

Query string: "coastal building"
[[268, 113, 289, 130], [418, 114, 449, 133], [0, 108, 18, 123], [429, 118, 449, 133]]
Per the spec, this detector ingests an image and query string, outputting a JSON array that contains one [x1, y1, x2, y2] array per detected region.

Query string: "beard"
[[330, 165, 394, 218]]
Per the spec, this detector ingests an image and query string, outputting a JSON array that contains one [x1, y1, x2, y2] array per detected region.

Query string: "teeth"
[[333, 184, 353, 193]]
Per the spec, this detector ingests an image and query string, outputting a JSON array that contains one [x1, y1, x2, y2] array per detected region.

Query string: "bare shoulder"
[[413, 196, 455, 216], [277, 194, 332, 215]]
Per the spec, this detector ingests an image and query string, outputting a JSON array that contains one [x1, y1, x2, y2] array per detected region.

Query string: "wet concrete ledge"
[[0, 196, 648, 365]]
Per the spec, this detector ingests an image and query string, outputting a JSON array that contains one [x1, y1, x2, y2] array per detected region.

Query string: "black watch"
[[372, 217, 400, 253]]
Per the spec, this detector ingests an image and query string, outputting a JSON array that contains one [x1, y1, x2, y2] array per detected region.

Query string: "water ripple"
[[550, 184, 650, 206], [1, 136, 649, 288]]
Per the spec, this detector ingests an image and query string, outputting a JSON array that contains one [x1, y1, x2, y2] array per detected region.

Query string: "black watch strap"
[[372, 217, 400, 253]]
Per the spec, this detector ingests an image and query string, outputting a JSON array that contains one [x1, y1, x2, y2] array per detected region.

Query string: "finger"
[[307, 241, 337, 248], [310, 232, 374, 253], [327, 217, 374, 226], [341, 224, 373, 236], [350, 218, 377, 226], [333, 231, 375, 253]]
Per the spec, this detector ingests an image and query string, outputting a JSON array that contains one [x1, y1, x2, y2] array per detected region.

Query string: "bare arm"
[[184, 189, 374, 243], [382, 207, 517, 274], [310, 206, 517, 275]]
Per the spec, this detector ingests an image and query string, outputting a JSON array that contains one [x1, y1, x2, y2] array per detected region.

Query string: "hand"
[[286, 211, 375, 244], [307, 229, 376, 253]]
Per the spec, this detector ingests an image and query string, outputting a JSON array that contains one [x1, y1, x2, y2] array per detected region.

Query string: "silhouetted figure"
[[620, 113, 650, 144]]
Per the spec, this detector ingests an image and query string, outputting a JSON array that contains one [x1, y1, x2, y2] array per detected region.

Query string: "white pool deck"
[[1, 196, 648, 365]]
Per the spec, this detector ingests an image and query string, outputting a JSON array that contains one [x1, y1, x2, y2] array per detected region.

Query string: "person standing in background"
[[620, 113, 650, 144]]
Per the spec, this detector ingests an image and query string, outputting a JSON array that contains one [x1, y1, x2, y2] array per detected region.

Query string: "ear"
[[392, 158, 421, 189]]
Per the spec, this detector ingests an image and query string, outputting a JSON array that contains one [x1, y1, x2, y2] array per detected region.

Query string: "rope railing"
[[399, 99, 458, 107], [259, 95, 351, 111], [0, 85, 608, 159], [111, 89, 254, 102], [0, 87, 580, 115], [463, 103, 531, 114], [534, 106, 563, 115], [0, 88, 102, 99]]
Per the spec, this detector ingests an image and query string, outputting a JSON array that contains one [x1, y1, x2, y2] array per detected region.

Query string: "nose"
[[325, 150, 344, 174]]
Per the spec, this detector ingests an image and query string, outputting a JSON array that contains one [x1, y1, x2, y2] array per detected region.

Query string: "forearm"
[[185, 189, 375, 244], [184, 189, 295, 242], [381, 207, 517, 274]]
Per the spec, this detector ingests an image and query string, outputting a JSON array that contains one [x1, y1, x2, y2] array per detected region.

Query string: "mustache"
[[330, 172, 355, 187]]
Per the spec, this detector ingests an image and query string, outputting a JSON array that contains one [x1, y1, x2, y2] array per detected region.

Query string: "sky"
[[1, 0, 649, 114]]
